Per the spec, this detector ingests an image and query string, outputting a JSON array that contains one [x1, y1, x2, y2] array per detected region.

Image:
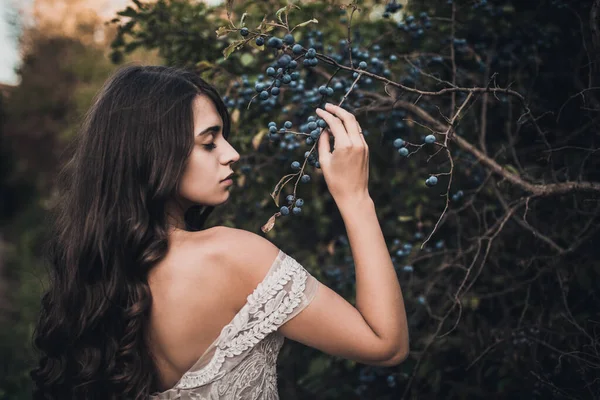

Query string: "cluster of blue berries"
[[396, 12, 431, 39], [224, 19, 481, 217], [280, 194, 305, 216], [390, 234, 445, 274], [382, 1, 403, 19], [393, 137, 409, 156]]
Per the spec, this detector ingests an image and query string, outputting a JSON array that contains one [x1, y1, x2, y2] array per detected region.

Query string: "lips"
[[221, 172, 235, 182]]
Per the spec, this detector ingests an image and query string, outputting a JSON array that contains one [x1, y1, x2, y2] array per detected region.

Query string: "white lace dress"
[[150, 250, 320, 399]]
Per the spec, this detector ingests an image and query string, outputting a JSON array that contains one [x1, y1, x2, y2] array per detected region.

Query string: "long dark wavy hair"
[[30, 65, 231, 399]]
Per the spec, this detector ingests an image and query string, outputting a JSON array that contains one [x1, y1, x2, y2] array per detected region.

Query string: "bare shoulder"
[[153, 226, 279, 301], [207, 226, 281, 292]]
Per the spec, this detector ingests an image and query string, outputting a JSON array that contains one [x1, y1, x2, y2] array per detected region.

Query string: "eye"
[[203, 143, 217, 151]]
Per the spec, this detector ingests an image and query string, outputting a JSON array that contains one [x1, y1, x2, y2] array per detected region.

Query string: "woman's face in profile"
[[177, 94, 240, 207]]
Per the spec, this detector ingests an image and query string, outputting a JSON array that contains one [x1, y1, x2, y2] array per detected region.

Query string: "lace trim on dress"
[[175, 251, 308, 389]]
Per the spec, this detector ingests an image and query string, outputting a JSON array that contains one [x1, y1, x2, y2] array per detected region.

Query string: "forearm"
[[338, 195, 409, 356]]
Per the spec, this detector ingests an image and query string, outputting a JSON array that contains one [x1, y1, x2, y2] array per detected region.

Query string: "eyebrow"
[[196, 125, 221, 137]]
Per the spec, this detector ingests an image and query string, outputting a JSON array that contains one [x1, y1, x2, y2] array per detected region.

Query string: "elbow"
[[373, 344, 409, 367], [384, 347, 409, 367]]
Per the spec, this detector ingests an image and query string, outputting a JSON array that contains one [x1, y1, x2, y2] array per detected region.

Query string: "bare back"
[[145, 224, 407, 398], [146, 227, 251, 390]]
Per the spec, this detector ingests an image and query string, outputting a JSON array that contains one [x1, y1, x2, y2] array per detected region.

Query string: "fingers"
[[316, 107, 351, 148], [324, 103, 362, 145], [317, 127, 331, 163], [358, 127, 368, 148]]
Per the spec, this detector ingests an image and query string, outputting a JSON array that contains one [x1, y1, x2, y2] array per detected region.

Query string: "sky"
[[0, 0, 20, 84], [0, 0, 224, 85]]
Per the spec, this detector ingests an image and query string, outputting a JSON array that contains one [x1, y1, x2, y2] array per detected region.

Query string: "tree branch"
[[358, 92, 600, 196]]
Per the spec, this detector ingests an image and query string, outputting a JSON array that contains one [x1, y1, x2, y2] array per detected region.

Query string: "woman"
[[31, 65, 409, 399]]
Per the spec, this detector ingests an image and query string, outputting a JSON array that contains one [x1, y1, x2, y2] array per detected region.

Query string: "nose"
[[221, 142, 240, 165]]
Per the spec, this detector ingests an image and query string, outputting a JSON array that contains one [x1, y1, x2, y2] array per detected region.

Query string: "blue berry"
[[283, 33, 295, 45], [284, 121, 293, 129], [267, 37, 283, 48], [259, 91, 269, 100], [292, 207, 302, 215], [270, 87, 280, 96], [240, 27, 249, 37], [425, 176, 438, 187], [358, 61, 367, 69], [393, 138, 405, 148], [266, 67, 276, 76], [317, 119, 327, 128], [286, 194, 294, 203], [291, 161, 301, 170], [306, 48, 317, 58], [268, 121, 276, 128], [280, 206, 290, 216], [425, 134, 436, 144], [398, 147, 409, 156], [301, 174, 311, 183], [307, 121, 318, 130], [295, 198, 304, 207], [402, 265, 414, 272], [255, 36, 265, 46], [269, 126, 277, 133], [278, 54, 292, 67], [292, 44, 303, 54]]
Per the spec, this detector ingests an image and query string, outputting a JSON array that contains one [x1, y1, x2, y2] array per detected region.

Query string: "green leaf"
[[240, 12, 248, 27], [215, 26, 230, 38], [275, 6, 287, 24], [292, 18, 318, 31], [222, 39, 246, 59], [275, 4, 300, 25]]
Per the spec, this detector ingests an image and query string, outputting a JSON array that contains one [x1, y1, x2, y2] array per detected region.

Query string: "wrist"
[[337, 194, 374, 213]]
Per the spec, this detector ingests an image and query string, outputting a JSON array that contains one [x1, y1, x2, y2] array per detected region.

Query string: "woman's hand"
[[316, 103, 370, 206]]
